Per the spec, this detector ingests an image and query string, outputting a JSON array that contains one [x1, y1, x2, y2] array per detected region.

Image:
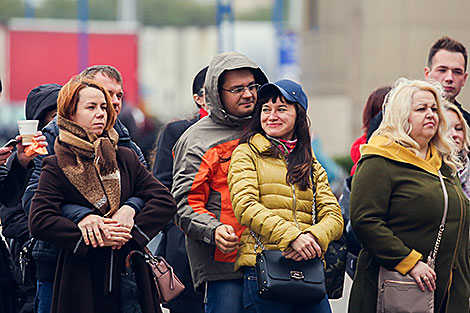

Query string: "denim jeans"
[[34, 280, 53, 313], [242, 267, 332, 313], [205, 279, 244, 313]]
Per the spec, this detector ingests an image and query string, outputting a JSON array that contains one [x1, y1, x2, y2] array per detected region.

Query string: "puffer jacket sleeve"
[[303, 156, 344, 253], [228, 144, 303, 251], [172, 132, 223, 246]]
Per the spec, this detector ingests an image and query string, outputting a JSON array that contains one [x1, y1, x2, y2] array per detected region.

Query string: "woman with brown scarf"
[[29, 78, 178, 313]]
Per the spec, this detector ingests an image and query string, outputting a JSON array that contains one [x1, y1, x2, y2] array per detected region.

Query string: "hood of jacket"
[[360, 135, 442, 176], [25, 83, 61, 127], [205, 51, 268, 127]]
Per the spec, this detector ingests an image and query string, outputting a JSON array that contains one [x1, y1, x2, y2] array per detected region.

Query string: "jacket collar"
[[250, 133, 272, 152], [361, 135, 442, 176]]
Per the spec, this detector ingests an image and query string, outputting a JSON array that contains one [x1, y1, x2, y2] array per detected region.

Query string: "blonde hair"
[[372, 78, 458, 173], [444, 101, 470, 153]]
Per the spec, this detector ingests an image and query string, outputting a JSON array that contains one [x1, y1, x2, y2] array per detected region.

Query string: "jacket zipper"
[[109, 249, 114, 293], [291, 185, 300, 229], [441, 184, 466, 311]]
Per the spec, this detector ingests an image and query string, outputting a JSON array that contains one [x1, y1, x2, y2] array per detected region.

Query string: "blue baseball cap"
[[258, 79, 308, 111]]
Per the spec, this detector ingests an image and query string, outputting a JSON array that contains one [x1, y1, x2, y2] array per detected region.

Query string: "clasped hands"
[[77, 205, 135, 250], [282, 233, 322, 261]]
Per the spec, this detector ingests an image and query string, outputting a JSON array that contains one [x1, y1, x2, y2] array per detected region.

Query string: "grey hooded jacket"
[[171, 52, 268, 291]]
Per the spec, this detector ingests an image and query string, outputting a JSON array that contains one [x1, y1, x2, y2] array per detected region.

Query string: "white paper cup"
[[17, 120, 39, 145]]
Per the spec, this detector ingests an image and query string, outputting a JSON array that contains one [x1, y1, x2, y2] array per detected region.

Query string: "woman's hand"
[[111, 205, 135, 230], [282, 248, 304, 261], [0, 146, 13, 166], [409, 261, 436, 292], [283, 233, 322, 261], [78, 214, 117, 247]]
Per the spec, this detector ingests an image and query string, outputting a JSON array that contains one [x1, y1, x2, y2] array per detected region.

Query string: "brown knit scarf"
[[55, 115, 121, 217]]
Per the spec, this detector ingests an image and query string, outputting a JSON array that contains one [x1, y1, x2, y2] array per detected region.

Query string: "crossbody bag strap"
[[427, 170, 449, 268], [310, 168, 316, 225]]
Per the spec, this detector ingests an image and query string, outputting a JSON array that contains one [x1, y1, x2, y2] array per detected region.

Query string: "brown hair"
[[240, 87, 313, 191], [57, 77, 116, 131], [79, 65, 123, 87], [428, 36, 467, 71], [362, 86, 391, 133]]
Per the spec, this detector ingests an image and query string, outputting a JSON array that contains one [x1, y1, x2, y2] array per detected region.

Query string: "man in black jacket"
[[153, 66, 208, 313], [0, 79, 48, 313], [0, 83, 60, 313]]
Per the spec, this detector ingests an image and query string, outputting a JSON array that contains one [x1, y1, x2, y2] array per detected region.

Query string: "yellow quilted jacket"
[[228, 133, 343, 270]]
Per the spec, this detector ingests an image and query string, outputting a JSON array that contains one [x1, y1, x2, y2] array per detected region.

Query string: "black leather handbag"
[[254, 249, 326, 303]]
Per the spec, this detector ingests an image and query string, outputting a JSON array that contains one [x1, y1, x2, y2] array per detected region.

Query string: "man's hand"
[[214, 224, 239, 254], [110, 205, 135, 230], [17, 132, 48, 168]]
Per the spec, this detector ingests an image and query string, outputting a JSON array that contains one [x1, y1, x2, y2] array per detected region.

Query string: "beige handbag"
[[376, 171, 448, 313]]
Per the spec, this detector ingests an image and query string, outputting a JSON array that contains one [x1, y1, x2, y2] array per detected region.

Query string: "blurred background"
[[0, 0, 470, 179], [1, 1, 470, 310]]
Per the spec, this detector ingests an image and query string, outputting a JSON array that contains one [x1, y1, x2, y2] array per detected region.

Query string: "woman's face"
[[71, 87, 108, 136], [446, 110, 465, 152], [260, 97, 297, 140], [408, 90, 439, 148]]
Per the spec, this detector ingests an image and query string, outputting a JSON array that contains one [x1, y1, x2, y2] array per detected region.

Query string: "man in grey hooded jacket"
[[172, 52, 268, 313]]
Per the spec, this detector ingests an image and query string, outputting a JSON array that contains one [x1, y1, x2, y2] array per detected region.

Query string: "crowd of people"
[[0, 35, 469, 313]]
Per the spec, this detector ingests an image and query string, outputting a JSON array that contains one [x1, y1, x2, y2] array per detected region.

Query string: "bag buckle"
[[290, 270, 304, 280]]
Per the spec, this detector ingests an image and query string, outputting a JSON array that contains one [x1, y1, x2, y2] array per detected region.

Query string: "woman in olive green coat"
[[349, 78, 470, 313]]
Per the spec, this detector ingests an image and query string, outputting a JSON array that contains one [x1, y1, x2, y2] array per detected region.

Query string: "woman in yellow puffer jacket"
[[227, 79, 343, 313]]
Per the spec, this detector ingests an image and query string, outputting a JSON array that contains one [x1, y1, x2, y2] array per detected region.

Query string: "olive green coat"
[[349, 145, 470, 312], [228, 133, 343, 270]]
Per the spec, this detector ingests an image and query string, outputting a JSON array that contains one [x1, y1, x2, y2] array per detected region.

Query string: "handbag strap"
[[310, 169, 317, 225], [250, 230, 265, 253], [428, 170, 449, 266]]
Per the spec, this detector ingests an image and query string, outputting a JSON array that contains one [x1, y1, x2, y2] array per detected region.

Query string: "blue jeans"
[[205, 279, 244, 313], [34, 280, 53, 313], [243, 267, 332, 313]]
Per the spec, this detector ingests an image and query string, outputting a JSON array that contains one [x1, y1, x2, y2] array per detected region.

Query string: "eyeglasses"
[[221, 83, 260, 95]]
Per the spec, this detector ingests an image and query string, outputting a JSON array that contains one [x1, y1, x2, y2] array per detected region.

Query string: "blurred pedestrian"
[[1, 83, 60, 313], [350, 86, 391, 175], [444, 102, 470, 199], [153, 66, 209, 313], [0, 79, 48, 313]]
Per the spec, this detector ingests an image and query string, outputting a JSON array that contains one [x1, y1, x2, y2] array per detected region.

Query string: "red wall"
[[9, 30, 138, 106]]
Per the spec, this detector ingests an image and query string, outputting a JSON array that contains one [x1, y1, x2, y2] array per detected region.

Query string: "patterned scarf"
[[266, 134, 298, 157], [458, 152, 470, 200], [55, 115, 121, 217]]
